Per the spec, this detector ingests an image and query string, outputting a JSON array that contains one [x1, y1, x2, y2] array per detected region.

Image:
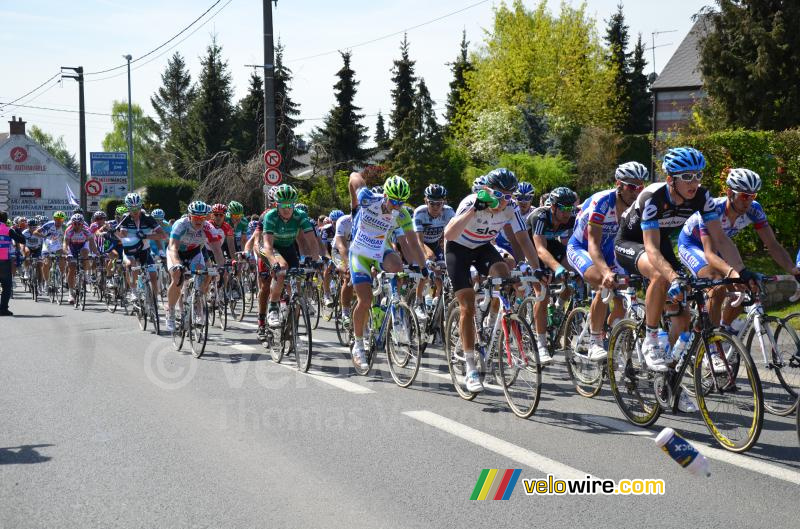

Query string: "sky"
[[0, 0, 711, 158]]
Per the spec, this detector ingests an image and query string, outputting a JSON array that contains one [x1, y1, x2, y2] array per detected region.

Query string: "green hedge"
[[144, 177, 198, 221], [656, 129, 800, 255]]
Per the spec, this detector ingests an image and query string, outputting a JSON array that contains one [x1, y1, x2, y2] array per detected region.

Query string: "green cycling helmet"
[[274, 184, 298, 203], [228, 201, 244, 215], [115, 206, 128, 216], [53, 210, 67, 220], [384, 175, 411, 202]]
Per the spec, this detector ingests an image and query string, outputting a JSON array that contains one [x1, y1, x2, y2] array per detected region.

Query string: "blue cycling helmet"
[[329, 209, 344, 222], [248, 220, 259, 231], [515, 182, 534, 199], [662, 147, 706, 175], [151, 208, 165, 220]]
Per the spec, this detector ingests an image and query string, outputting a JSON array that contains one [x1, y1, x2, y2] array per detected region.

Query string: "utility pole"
[[123, 54, 134, 192], [263, 0, 277, 152], [61, 66, 87, 211]]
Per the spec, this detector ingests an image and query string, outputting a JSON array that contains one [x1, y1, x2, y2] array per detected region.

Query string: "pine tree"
[[186, 35, 235, 176], [627, 34, 651, 134], [374, 111, 389, 150], [316, 51, 367, 167], [274, 42, 302, 173], [389, 34, 417, 140], [445, 30, 472, 132], [232, 71, 264, 161], [604, 3, 631, 133], [150, 52, 195, 178]]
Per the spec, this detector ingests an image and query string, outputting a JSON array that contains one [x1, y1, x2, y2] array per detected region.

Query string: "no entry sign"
[[263, 149, 282, 168], [85, 179, 102, 196]]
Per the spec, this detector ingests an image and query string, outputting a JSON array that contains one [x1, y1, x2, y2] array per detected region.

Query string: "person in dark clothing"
[[0, 211, 28, 316]]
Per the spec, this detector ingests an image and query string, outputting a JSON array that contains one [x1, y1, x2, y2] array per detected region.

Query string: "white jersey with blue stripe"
[[680, 197, 768, 246], [452, 194, 527, 249], [570, 189, 619, 251], [413, 204, 455, 245]]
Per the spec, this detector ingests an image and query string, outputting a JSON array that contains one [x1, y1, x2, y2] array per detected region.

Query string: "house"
[[650, 14, 712, 136], [0, 117, 80, 218]]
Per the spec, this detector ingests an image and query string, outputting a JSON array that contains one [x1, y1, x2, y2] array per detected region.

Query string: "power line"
[[286, 0, 490, 63], [85, 0, 225, 76], [0, 101, 113, 117], [0, 72, 61, 111]]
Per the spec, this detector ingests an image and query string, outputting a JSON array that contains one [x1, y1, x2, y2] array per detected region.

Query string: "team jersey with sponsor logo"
[[452, 194, 527, 249], [170, 217, 221, 252], [262, 208, 314, 248], [529, 206, 575, 241], [413, 205, 455, 245], [334, 214, 353, 243], [570, 189, 619, 252], [350, 187, 413, 260], [680, 196, 768, 246], [619, 182, 718, 243], [64, 224, 93, 245]]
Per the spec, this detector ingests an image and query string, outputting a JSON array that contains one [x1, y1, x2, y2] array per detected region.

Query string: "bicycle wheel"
[[607, 319, 662, 427], [57, 269, 66, 305], [136, 289, 148, 331], [228, 276, 244, 322], [444, 299, 478, 401], [189, 291, 209, 359], [322, 287, 337, 322], [149, 284, 160, 336], [498, 314, 542, 418], [278, 307, 294, 364], [386, 300, 422, 388], [31, 267, 38, 302], [105, 280, 118, 313], [216, 287, 228, 331], [694, 330, 763, 452], [172, 303, 186, 351], [79, 274, 87, 311], [308, 283, 321, 330], [745, 316, 800, 416], [295, 301, 313, 372], [563, 307, 604, 398]]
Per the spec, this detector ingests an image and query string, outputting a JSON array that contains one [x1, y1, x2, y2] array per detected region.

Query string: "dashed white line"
[[404, 410, 591, 480], [271, 361, 375, 394], [231, 344, 256, 352]]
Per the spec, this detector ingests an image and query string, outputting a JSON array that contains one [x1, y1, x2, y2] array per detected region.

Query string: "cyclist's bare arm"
[[642, 229, 678, 282]]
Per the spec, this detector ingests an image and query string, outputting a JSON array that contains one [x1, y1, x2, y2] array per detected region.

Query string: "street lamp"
[[123, 54, 134, 192]]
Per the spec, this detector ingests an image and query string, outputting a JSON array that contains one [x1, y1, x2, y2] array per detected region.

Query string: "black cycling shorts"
[[445, 241, 503, 292], [546, 239, 567, 264], [274, 243, 300, 270], [614, 233, 681, 276]]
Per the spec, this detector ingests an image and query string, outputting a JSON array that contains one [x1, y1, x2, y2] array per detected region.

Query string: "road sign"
[[90, 152, 128, 177], [263, 149, 282, 168], [264, 168, 282, 186], [85, 179, 102, 196]]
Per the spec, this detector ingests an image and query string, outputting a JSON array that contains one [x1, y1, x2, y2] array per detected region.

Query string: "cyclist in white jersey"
[[347, 172, 428, 369], [333, 213, 354, 326], [444, 168, 542, 393], [412, 184, 455, 321]]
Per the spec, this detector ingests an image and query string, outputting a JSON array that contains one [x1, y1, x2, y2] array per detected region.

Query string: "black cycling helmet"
[[484, 168, 518, 192], [549, 186, 575, 207], [424, 184, 447, 200]]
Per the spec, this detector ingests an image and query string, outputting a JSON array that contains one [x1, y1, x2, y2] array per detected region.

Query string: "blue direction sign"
[[90, 152, 128, 177]]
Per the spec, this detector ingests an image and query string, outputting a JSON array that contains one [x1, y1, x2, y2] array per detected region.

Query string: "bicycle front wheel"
[[136, 290, 148, 331], [149, 285, 161, 336], [189, 291, 209, 359], [444, 299, 477, 401], [308, 284, 321, 330], [695, 330, 763, 453], [745, 316, 800, 416], [563, 306, 603, 398], [498, 314, 542, 418], [607, 319, 661, 427], [295, 302, 313, 372], [386, 300, 421, 388]]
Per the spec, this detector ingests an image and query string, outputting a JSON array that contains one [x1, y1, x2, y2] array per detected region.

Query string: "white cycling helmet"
[[124, 192, 143, 208], [726, 168, 762, 193], [615, 161, 649, 183]]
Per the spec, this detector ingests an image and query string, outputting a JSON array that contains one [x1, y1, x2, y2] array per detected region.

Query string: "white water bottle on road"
[[654, 427, 710, 477]]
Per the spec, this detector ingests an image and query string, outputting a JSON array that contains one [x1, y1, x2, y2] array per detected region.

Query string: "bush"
[[100, 198, 124, 218], [463, 152, 576, 203], [144, 177, 198, 220], [619, 134, 652, 167], [575, 126, 622, 194]]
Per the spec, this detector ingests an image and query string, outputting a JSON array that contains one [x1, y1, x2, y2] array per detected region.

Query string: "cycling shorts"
[[677, 240, 711, 277], [614, 234, 681, 276], [566, 241, 625, 279], [124, 247, 156, 273], [349, 249, 395, 286], [445, 241, 503, 292]]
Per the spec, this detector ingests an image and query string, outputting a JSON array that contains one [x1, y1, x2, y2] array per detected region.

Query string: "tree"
[[604, 3, 631, 133], [627, 34, 651, 134], [102, 101, 165, 187], [232, 71, 264, 161], [315, 51, 368, 168], [274, 42, 302, 174], [27, 125, 78, 174], [445, 30, 473, 134], [374, 111, 390, 150], [150, 52, 195, 178], [185, 35, 235, 176], [389, 34, 417, 141], [700, 1, 800, 130]]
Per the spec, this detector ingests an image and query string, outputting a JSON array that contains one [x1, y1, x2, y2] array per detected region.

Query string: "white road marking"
[[404, 410, 591, 480], [231, 344, 256, 352], [272, 361, 375, 394]]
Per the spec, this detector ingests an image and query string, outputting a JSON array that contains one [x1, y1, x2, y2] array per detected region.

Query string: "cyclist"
[[444, 168, 542, 392], [36, 210, 68, 292], [209, 203, 237, 259], [347, 173, 429, 369], [495, 181, 535, 261], [245, 188, 280, 336], [678, 168, 800, 336], [259, 184, 321, 328], [567, 162, 648, 361], [319, 209, 344, 307], [614, 147, 743, 371], [63, 213, 98, 303], [21, 217, 43, 282], [411, 184, 455, 322], [149, 208, 171, 256], [226, 201, 249, 254], [115, 193, 167, 303], [165, 201, 225, 332], [332, 211, 354, 327], [529, 186, 578, 363]]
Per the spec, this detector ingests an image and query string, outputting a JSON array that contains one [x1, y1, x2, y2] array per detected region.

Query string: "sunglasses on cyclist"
[[388, 198, 405, 206], [189, 215, 207, 222], [427, 200, 444, 206], [128, 206, 142, 212], [516, 195, 533, 202], [620, 182, 644, 192], [671, 171, 703, 182], [488, 189, 514, 201], [734, 190, 757, 201], [278, 202, 295, 209], [555, 204, 575, 212], [211, 213, 224, 217]]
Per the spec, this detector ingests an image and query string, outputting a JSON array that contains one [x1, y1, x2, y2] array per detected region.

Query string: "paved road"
[[2, 286, 799, 528]]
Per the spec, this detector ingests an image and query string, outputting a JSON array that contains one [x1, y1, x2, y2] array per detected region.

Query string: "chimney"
[[9, 116, 26, 136]]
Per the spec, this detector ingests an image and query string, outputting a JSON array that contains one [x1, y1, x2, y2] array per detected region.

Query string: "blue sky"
[[0, 0, 710, 156]]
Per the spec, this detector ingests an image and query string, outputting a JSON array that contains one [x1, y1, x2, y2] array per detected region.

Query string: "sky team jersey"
[[115, 213, 162, 249], [680, 196, 768, 247], [22, 228, 43, 250], [350, 187, 413, 260], [334, 214, 352, 243], [413, 204, 455, 245], [262, 209, 314, 248], [619, 182, 718, 243], [452, 193, 527, 249], [529, 206, 575, 241], [170, 217, 221, 251], [570, 189, 619, 252], [318, 223, 336, 246]]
